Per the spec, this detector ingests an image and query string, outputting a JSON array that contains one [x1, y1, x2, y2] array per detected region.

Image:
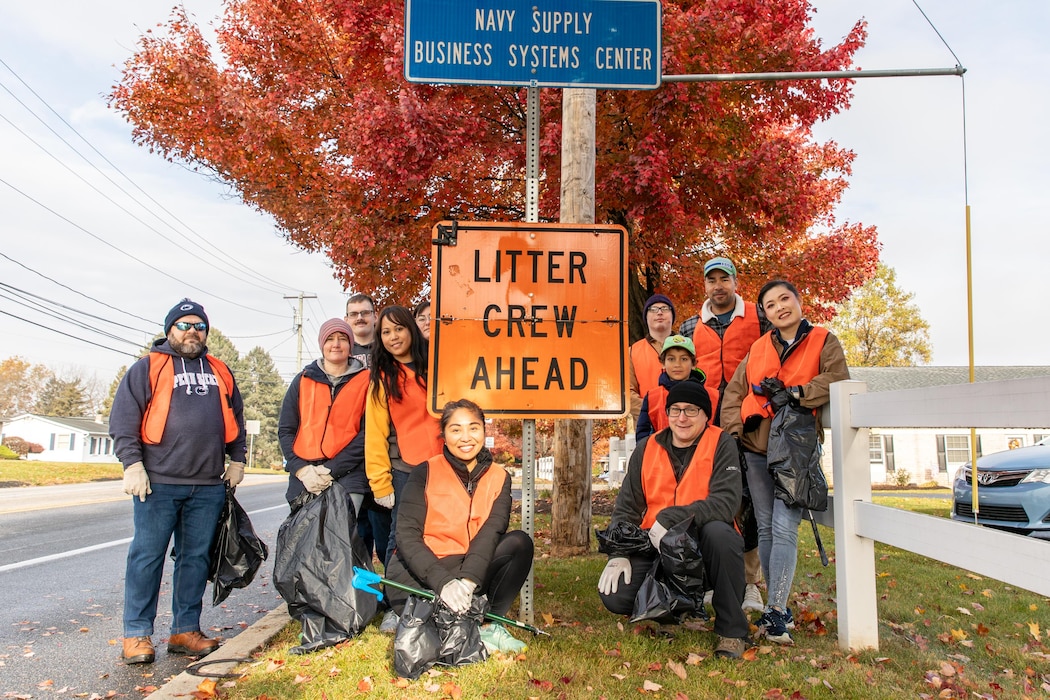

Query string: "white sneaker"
[[742, 584, 764, 613]]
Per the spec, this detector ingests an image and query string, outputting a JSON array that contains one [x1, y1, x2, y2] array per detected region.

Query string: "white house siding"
[[1, 414, 119, 464]]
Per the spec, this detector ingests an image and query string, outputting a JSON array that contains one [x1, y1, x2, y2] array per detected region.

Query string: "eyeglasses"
[[667, 406, 701, 417], [173, 321, 207, 332], [647, 305, 672, 315], [346, 310, 374, 319]]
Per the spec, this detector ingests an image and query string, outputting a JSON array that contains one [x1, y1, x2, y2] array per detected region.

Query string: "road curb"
[[147, 604, 291, 699]]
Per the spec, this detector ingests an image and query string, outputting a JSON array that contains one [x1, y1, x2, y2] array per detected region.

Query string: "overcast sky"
[[1, 0, 1047, 390]]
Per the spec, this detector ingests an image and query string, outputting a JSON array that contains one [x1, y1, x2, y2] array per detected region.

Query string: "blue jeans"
[[744, 451, 803, 613], [384, 469, 412, 569], [123, 482, 226, 637]]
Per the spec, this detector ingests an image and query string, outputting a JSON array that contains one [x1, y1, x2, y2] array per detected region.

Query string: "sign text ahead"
[[404, 0, 661, 89], [429, 221, 628, 418]]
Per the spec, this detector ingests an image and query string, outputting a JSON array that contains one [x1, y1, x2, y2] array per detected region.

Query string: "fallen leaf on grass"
[[441, 681, 463, 699], [191, 678, 218, 699], [293, 674, 312, 685], [542, 612, 555, 626], [392, 677, 411, 689], [955, 607, 972, 616], [685, 653, 704, 666], [641, 680, 662, 692], [264, 659, 285, 672], [667, 659, 687, 680], [529, 679, 555, 691], [950, 629, 968, 641], [1028, 622, 1042, 641], [357, 676, 373, 691], [611, 673, 626, 680]]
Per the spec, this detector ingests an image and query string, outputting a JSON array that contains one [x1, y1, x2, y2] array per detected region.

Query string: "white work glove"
[[223, 461, 245, 486], [296, 464, 333, 494], [598, 557, 632, 595], [374, 492, 396, 510], [648, 521, 668, 550], [439, 578, 477, 614], [123, 462, 151, 502]]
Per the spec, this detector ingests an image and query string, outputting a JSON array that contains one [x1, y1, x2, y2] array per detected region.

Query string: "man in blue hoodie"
[[110, 299, 246, 665]]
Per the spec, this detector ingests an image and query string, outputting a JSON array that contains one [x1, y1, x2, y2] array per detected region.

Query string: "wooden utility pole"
[[551, 87, 596, 556]]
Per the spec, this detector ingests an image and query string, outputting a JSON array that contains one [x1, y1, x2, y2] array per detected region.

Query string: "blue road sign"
[[404, 0, 661, 89]]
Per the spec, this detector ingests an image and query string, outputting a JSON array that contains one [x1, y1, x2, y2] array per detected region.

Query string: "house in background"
[[0, 413, 119, 463], [834, 366, 1050, 487]]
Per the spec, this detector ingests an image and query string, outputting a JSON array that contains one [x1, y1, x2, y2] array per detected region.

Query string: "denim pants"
[[744, 451, 803, 613], [384, 468, 412, 568], [123, 482, 226, 637]]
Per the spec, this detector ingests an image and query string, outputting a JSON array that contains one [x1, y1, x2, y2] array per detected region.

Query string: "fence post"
[[830, 380, 880, 651]]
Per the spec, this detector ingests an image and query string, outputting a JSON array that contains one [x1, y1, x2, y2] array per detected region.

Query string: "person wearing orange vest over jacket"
[[680, 256, 773, 616], [635, 334, 707, 441], [278, 318, 370, 509], [721, 280, 849, 646], [109, 299, 246, 665], [385, 399, 534, 655], [598, 381, 751, 659], [365, 305, 443, 631], [629, 294, 676, 422]]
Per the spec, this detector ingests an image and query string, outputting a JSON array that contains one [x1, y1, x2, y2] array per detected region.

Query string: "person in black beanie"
[[597, 380, 751, 658], [110, 298, 246, 664]]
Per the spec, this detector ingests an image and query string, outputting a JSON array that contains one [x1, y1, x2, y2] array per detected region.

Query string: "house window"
[[936, 434, 982, 472], [870, 434, 896, 472], [89, 437, 112, 456], [55, 434, 71, 451]]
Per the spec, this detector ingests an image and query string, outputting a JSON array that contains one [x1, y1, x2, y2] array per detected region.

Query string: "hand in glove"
[[123, 462, 151, 502], [295, 464, 333, 494], [223, 461, 245, 486], [439, 578, 477, 614], [374, 492, 395, 509], [759, 376, 799, 412], [648, 520, 668, 550], [598, 557, 632, 595]]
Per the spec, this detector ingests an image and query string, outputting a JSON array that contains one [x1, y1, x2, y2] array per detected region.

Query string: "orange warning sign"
[[429, 221, 628, 418]]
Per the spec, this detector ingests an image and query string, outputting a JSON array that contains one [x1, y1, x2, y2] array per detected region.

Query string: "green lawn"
[[0, 460, 280, 486], [213, 497, 1049, 700]]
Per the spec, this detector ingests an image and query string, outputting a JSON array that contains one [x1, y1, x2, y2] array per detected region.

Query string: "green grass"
[[217, 501, 1050, 699], [0, 461, 280, 486]]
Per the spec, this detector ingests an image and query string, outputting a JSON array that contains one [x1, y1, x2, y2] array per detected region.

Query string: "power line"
[[0, 281, 154, 336], [0, 175, 286, 318], [0, 56, 306, 295], [0, 288, 144, 348], [0, 250, 156, 325], [0, 308, 139, 357]]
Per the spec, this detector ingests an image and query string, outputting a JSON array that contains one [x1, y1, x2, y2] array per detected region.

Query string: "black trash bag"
[[629, 519, 706, 624], [393, 595, 442, 680], [434, 594, 489, 666], [767, 406, 828, 511], [209, 485, 269, 606], [596, 521, 655, 557], [273, 483, 379, 654]]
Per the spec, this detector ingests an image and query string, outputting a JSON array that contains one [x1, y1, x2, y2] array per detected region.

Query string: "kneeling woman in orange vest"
[[721, 280, 850, 646], [384, 399, 534, 654]]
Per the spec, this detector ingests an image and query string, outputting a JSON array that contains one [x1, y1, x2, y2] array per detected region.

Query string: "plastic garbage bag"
[[596, 520, 655, 557], [209, 485, 269, 606], [393, 596, 441, 679], [393, 594, 489, 679], [629, 519, 706, 624], [273, 483, 378, 654], [767, 406, 828, 511]]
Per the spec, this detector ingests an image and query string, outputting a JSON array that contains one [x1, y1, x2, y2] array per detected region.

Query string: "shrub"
[[0, 444, 20, 460]]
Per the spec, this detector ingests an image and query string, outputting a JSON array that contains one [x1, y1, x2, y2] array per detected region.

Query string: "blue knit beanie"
[[164, 299, 210, 335]]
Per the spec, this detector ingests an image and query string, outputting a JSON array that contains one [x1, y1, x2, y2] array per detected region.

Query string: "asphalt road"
[[0, 475, 290, 699]]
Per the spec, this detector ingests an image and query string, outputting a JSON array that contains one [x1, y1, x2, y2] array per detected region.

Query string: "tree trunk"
[[551, 87, 596, 556], [551, 419, 592, 556]]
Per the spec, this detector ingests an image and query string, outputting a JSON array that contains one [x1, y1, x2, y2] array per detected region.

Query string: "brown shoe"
[[167, 631, 220, 656], [714, 635, 749, 659], [122, 636, 155, 664]]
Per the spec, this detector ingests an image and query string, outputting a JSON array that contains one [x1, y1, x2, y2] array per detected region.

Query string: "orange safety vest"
[[645, 384, 670, 434], [740, 327, 828, 423], [631, 338, 662, 398], [692, 302, 762, 414], [141, 352, 240, 445], [292, 370, 369, 461], [388, 366, 442, 465], [640, 425, 722, 528], [422, 455, 507, 557]]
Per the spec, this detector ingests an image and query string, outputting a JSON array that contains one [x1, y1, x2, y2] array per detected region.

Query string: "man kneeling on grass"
[[597, 381, 752, 659]]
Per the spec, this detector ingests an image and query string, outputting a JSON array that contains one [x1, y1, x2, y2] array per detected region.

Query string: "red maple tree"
[[110, 0, 877, 330]]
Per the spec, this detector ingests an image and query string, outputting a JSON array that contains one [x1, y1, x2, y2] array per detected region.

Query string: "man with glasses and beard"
[[110, 299, 246, 665]]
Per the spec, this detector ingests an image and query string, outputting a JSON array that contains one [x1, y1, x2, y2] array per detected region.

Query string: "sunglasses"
[[174, 321, 207, 332]]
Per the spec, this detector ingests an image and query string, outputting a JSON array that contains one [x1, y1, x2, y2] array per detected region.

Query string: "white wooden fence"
[[829, 377, 1050, 650]]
